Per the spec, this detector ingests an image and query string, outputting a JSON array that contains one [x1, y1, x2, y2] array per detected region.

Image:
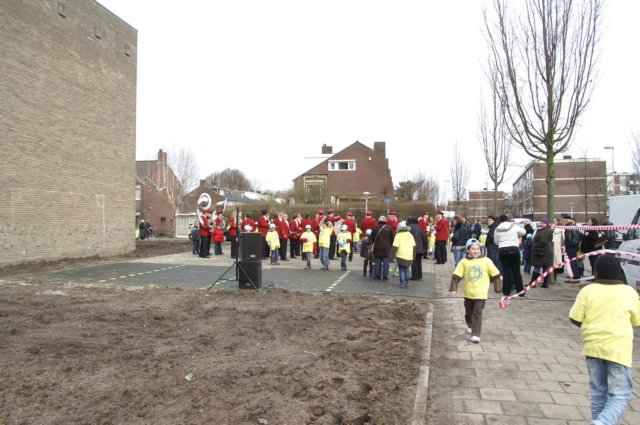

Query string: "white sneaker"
[[470, 336, 481, 343], [466, 327, 472, 334]]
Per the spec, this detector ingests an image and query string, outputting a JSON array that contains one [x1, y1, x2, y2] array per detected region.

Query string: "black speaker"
[[239, 232, 262, 260], [239, 260, 262, 289]]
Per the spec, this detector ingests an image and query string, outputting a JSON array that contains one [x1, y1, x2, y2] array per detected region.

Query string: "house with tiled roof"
[[293, 141, 394, 205]]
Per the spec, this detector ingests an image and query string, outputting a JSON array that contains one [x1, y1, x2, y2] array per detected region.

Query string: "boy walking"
[[569, 255, 640, 425], [449, 238, 501, 343], [337, 224, 352, 271], [266, 223, 281, 265], [318, 221, 332, 270], [300, 224, 317, 269]]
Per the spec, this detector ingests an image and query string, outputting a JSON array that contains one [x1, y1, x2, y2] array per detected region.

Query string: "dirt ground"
[[0, 240, 428, 425]]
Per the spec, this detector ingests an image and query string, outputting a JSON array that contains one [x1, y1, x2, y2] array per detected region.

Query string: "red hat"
[[318, 209, 325, 215], [327, 208, 335, 213], [346, 212, 353, 217], [366, 210, 373, 216], [389, 210, 397, 215]]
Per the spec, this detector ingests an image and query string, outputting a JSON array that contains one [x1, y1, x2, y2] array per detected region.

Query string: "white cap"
[[398, 220, 407, 230], [244, 225, 252, 231], [341, 224, 348, 231], [305, 224, 311, 229], [269, 223, 276, 229]]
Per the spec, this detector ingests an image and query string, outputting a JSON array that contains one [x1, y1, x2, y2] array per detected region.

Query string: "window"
[[328, 160, 356, 171]]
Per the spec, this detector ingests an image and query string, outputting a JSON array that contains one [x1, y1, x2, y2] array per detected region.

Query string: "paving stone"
[[485, 414, 527, 424], [480, 388, 517, 401], [463, 399, 503, 415], [538, 403, 584, 420], [549, 391, 590, 407], [514, 389, 554, 403]]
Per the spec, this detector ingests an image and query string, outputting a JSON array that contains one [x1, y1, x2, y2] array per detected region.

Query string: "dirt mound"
[[0, 282, 427, 424]]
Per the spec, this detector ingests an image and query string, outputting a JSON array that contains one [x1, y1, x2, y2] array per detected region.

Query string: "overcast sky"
[[97, 0, 640, 193]]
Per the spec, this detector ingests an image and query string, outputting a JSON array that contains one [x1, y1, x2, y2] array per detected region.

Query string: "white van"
[[619, 207, 640, 294]]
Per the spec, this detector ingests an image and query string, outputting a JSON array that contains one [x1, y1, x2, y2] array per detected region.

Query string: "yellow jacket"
[[337, 231, 352, 254], [319, 226, 332, 248], [300, 230, 317, 253], [266, 230, 280, 250]]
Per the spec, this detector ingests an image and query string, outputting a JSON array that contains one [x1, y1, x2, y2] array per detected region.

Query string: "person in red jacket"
[[198, 210, 212, 258], [386, 210, 399, 233], [289, 213, 302, 259], [258, 209, 271, 259], [418, 211, 431, 258], [359, 210, 377, 235], [212, 224, 225, 255], [434, 212, 450, 264], [241, 212, 256, 232], [344, 212, 357, 261], [228, 211, 238, 258], [277, 212, 290, 261]]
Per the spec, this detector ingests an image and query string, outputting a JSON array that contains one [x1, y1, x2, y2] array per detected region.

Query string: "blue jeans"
[[374, 256, 389, 279], [270, 249, 279, 263], [398, 264, 409, 285], [453, 247, 465, 266], [587, 357, 633, 425], [340, 251, 347, 269], [319, 247, 329, 267]]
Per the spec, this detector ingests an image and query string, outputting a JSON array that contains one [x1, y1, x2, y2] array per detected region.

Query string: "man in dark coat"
[[562, 214, 582, 282], [530, 218, 554, 288], [370, 216, 394, 280], [407, 216, 426, 280]]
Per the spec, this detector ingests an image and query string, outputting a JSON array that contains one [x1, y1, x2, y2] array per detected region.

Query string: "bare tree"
[[632, 131, 640, 173], [169, 147, 200, 197], [479, 68, 511, 216], [574, 157, 608, 218], [413, 172, 440, 204], [485, 0, 601, 219], [450, 141, 470, 211], [141, 147, 199, 233], [205, 168, 253, 191]]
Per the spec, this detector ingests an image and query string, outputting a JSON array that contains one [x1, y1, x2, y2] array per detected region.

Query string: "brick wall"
[[0, 0, 137, 266]]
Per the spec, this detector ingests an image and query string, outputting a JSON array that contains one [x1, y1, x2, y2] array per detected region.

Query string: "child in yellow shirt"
[[300, 224, 317, 270], [449, 238, 501, 343]]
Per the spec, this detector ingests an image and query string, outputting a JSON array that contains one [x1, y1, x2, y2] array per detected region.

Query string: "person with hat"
[[258, 209, 271, 259], [241, 212, 256, 233], [360, 228, 374, 277], [569, 255, 640, 424], [300, 224, 317, 269], [198, 210, 212, 258], [360, 210, 377, 236], [337, 224, 352, 271], [266, 223, 281, 265], [434, 212, 451, 264], [389, 221, 416, 288], [190, 221, 200, 255], [530, 218, 554, 288], [370, 215, 394, 280], [418, 212, 431, 258], [387, 210, 399, 233], [449, 238, 502, 343], [289, 213, 302, 259]]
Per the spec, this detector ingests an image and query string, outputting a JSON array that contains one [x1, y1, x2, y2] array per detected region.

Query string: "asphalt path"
[[25, 252, 439, 300]]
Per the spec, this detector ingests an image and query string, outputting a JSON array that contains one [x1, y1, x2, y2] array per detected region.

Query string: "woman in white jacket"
[[494, 214, 526, 296]]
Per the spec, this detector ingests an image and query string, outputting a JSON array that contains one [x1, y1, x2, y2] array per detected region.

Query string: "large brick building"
[[0, 1, 137, 266], [293, 141, 394, 206], [512, 158, 607, 222]]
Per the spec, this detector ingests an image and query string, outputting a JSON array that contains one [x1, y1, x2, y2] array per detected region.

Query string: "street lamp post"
[[604, 146, 615, 195], [444, 180, 450, 212], [362, 191, 370, 212], [569, 202, 575, 218], [147, 206, 152, 223]]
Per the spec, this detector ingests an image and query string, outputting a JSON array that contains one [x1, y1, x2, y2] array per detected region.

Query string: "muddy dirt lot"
[[0, 241, 428, 425]]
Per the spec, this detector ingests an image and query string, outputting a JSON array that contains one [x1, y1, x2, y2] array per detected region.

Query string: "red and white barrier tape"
[[498, 249, 640, 310], [554, 224, 640, 231]]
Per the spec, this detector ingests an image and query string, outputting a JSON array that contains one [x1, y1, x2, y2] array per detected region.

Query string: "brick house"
[[0, 0, 137, 266], [175, 180, 224, 237], [512, 158, 607, 222], [136, 150, 182, 235], [452, 190, 506, 221], [293, 141, 395, 206]]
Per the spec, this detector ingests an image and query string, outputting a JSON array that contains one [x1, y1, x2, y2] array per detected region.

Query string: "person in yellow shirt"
[[265, 223, 281, 265], [389, 221, 416, 288], [569, 255, 640, 425], [449, 238, 501, 343], [300, 224, 317, 270], [318, 221, 332, 270], [337, 224, 352, 271]]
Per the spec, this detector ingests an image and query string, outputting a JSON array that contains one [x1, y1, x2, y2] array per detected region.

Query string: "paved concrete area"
[[14, 249, 640, 424]]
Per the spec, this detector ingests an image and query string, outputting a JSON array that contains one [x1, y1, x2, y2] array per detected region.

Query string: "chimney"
[[158, 149, 167, 164], [322, 144, 333, 154], [200, 179, 206, 188], [373, 141, 386, 157]]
